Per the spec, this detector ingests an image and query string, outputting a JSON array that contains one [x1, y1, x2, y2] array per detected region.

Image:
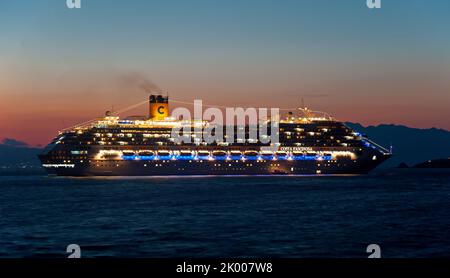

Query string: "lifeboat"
[[292, 151, 304, 157], [102, 153, 120, 159], [157, 150, 171, 157], [275, 151, 288, 157], [138, 151, 155, 156], [244, 150, 259, 157], [212, 151, 227, 157], [197, 151, 210, 157], [230, 151, 242, 156], [260, 151, 274, 157], [122, 151, 135, 157], [180, 150, 193, 156]]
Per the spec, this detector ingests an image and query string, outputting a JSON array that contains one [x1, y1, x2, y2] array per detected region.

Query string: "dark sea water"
[[0, 169, 449, 258]]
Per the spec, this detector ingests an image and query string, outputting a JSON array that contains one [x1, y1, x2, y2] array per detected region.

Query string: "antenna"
[[299, 97, 312, 119]]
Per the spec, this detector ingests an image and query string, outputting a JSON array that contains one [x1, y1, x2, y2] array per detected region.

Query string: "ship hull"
[[40, 152, 390, 177]]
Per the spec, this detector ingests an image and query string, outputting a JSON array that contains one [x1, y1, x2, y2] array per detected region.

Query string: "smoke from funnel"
[[120, 72, 163, 94]]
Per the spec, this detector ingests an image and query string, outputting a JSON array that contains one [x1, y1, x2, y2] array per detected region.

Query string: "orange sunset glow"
[[1, 1, 450, 146]]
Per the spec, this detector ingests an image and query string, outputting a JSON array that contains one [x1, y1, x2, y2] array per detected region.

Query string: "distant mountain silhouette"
[[1, 123, 450, 171], [346, 123, 450, 168], [0, 139, 42, 172], [1, 138, 29, 147], [414, 158, 450, 168]]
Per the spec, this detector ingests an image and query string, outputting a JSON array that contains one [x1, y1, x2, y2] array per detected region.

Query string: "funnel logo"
[[367, 0, 381, 9], [66, 0, 81, 9], [157, 106, 165, 115]]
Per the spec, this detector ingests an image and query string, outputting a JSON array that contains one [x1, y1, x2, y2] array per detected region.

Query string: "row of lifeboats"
[[120, 150, 332, 158]]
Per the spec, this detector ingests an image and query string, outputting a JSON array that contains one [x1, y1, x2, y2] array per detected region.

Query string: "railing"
[[362, 138, 391, 155]]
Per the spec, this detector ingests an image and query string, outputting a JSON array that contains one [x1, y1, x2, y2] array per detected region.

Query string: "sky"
[[1, 0, 450, 146]]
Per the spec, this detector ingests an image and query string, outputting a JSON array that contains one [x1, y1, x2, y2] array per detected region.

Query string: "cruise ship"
[[38, 95, 391, 176]]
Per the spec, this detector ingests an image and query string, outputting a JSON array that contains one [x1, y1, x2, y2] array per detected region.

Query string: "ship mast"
[[299, 97, 312, 119]]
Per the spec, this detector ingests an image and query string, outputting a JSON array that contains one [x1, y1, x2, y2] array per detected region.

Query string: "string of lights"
[[62, 96, 332, 131]]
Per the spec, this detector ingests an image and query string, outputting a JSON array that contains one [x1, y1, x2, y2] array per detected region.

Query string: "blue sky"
[[1, 0, 450, 144], [0, 0, 448, 65]]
